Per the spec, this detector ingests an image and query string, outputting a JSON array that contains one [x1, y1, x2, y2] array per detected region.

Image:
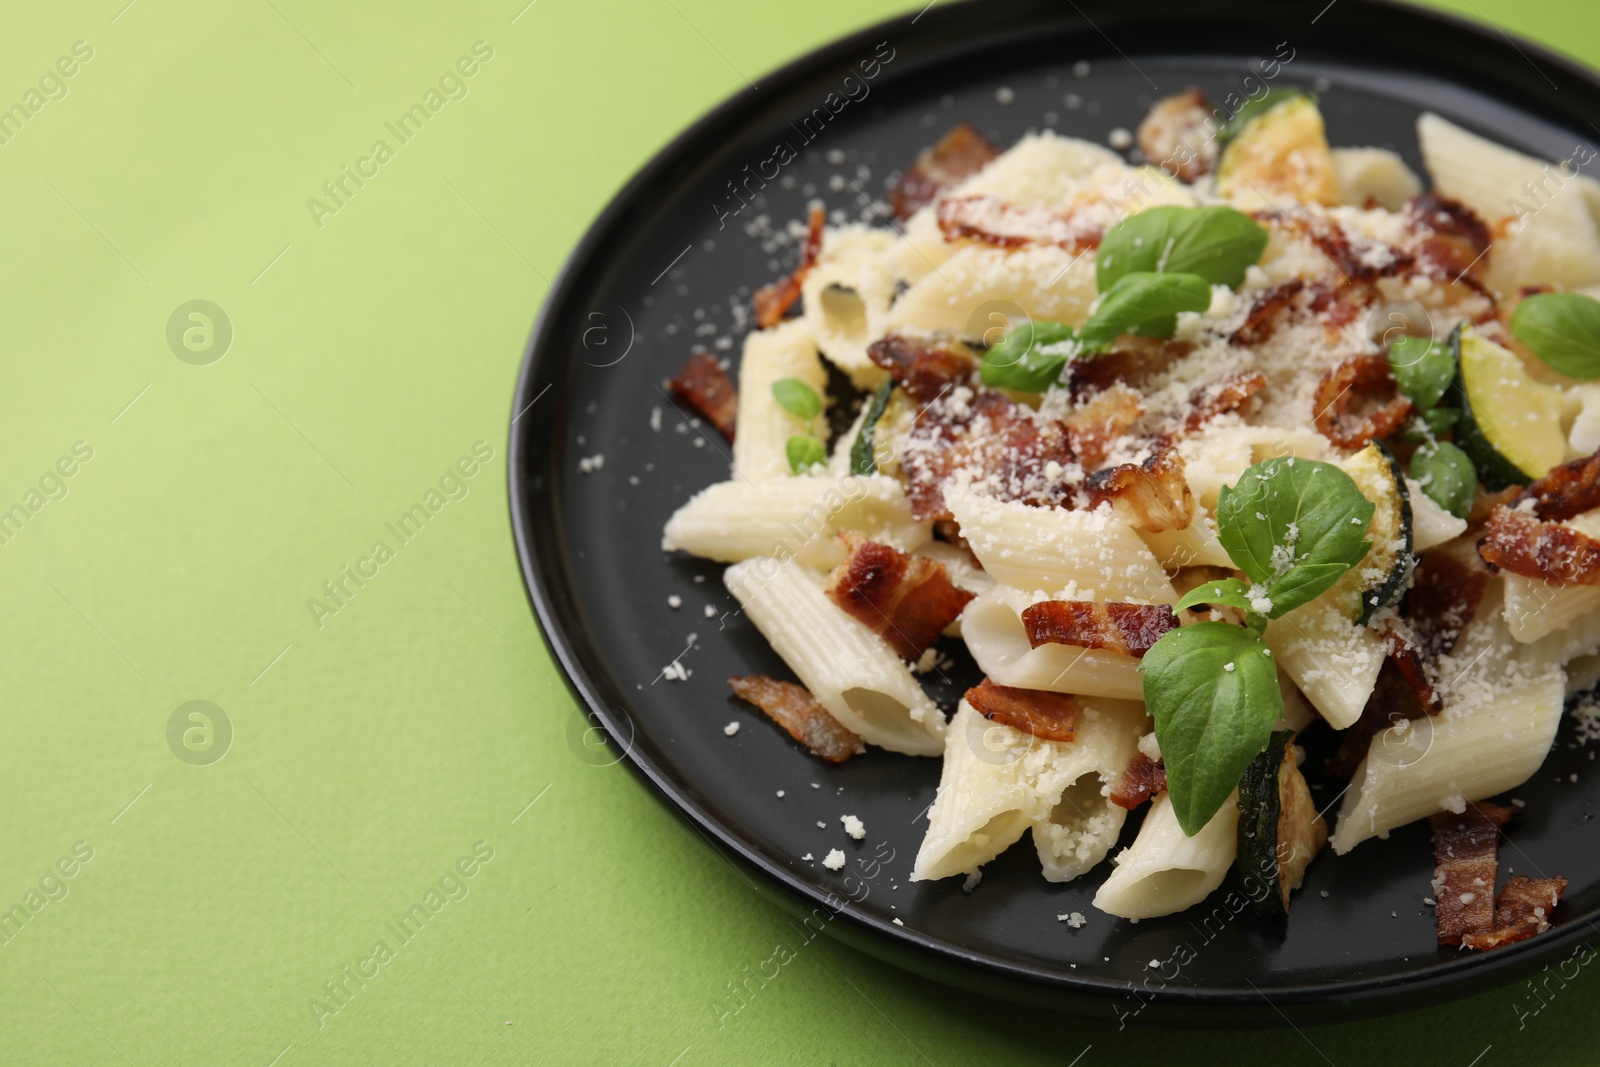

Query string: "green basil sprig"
[[771, 378, 823, 421], [1511, 291, 1600, 379], [772, 378, 827, 474], [1387, 335, 1455, 412], [849, 379, 894, 476], [1096, 205, 1270, 291], [1144, 457, 1375, 836], [980, 272, 1211, 391], [1384, 326, 1477, 519], [1410, 441, 1476, 522]]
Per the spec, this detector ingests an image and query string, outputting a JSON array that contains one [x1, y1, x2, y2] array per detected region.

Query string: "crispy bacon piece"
[[1460, 876, 1567, 950], [1311, 353, 1414, 450], [1469, 484, 1521, 524], [965, 678, 1076, 742], [1406, 194, 1491, 280], [728, 675, 865, 763], [867, 334, 977, 403], [936, 196, 1105, 252], [1380, 621, 1442, 715], [1430, 802, 1515, 947], [1510, 450, 1600, 523], [1021, 600, 1178, 658], [1479, 506, 1600, 587], [1085, 447, 1195, 532], [1406, 545, 1490, 658], [1230, 279, 1305, 346], [1063, 384, 1144, 469], [1326, 680, 1425, 779], [903, 390, 1076, 522], [670, 350, 738, 440], [1294, 213, 1414, 280], [824, 533, 974, 661], [1109, 751, 1167, 809], [1137, 89, 1217, 183], [1063, 337, 1189, 400], [889, 123, 1001, 220], [752, 206, 825, 329], [1181, 371, 1267, 433]]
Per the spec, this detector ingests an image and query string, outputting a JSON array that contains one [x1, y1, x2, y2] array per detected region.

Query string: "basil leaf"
[[1511, 291, 1600, 379], [1387, 335, 1455, 411], [849, 380, 893, 475], [979, 320, 1078, 392], [1218, 87, 1314, 143], [1140, 622, 1284, 836], [1411, 440, 1477, 521], [1397, 407, 1461, 444], [1096, 205, 1270, 291], [786, 434, 826, 474], [1173, 577, 1259, 615], [771, 378, 822, 421], [1078, 272, 1212, 351], [1215, 458, 1375, 618]]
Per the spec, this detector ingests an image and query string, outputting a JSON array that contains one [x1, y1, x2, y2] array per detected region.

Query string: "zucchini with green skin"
[[1235, 730, 1327, 917], [1335, 440, 1415, 625], [1216, 95, 1341, 208], [1451, 325, 1566, 490]]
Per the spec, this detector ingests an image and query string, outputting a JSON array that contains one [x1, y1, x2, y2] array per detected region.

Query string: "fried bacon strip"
[[965, 678, 1076, 742], [1137, 88, 1217, 183], [670, 350, 738, 440], [1479, 506, 1600, 587], [1181, 371, 1267, 434], [1230, 279, 1305, 347], [1085, 447, 1195, 532], [824, 533, 974, 661], [889, 122, 1000, 220], [752, 206, 825, 329], [936, 196, 1104, 252], [867, 334, 977, 403], [1430, 802, 1514, 947], [1020, 600, 1178, 658], [1460, 876, 1567, 950], [1109, 751, 1168, 809], [1406, 545, 1490, 658], [1509, 449, 1600, 523], [1062, 384, 1143, 469], [1380, 621, 1442, 715], [728, 675, 865, 763], [1406, 194, 1491, 281], [1311, 353, 1414, 450], [903, 390, 1076, 522]]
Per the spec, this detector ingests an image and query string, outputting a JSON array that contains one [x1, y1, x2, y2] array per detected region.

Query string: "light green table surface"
[[5, 0, 1600, 1063]]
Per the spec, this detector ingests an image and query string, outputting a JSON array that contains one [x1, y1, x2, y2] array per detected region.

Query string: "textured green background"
[[3, 0, 1598, 1063]]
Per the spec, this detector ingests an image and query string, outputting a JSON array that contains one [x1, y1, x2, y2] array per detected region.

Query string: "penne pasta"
[[724, 557, 945, 756], [1092, 791, 1240, 919]]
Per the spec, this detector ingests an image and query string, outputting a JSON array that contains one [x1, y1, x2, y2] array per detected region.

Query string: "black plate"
[[509, 0, 1600, 1025]]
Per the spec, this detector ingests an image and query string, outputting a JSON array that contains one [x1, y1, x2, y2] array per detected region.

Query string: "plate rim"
[[507, 0, 1600, 1023]]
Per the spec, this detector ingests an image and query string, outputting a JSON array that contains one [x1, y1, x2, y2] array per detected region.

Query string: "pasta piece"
[[1264, 592, 1386, 729], [1566, 384, 1600, 460], [884, 245, 1100, 338], [662, 475, 929, 569], [1500, 509, 1600, 643], [1331, 146, 1422, 210], [1331, 583, 1565, 853], [1138, 508, 1233, 568], [724, 558, 945, 756], [946, 488, 1176, 602], [959, 588, 1144, 700], [911, 697, 1142, 882], [730, 320, 829, 480], [1092, 790, 1240, 919], [1406, 477, 1469, 550], [1417, 113, 1600, 293], [799, 225, 900, 387]]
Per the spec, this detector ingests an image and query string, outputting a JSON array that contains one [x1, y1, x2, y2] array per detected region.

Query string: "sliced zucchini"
[[1452, 325, 1566, 489], [1235, 730, 1327, 917], [1216, 95, 1341, 208], [1334, 441, 1415, 624]]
